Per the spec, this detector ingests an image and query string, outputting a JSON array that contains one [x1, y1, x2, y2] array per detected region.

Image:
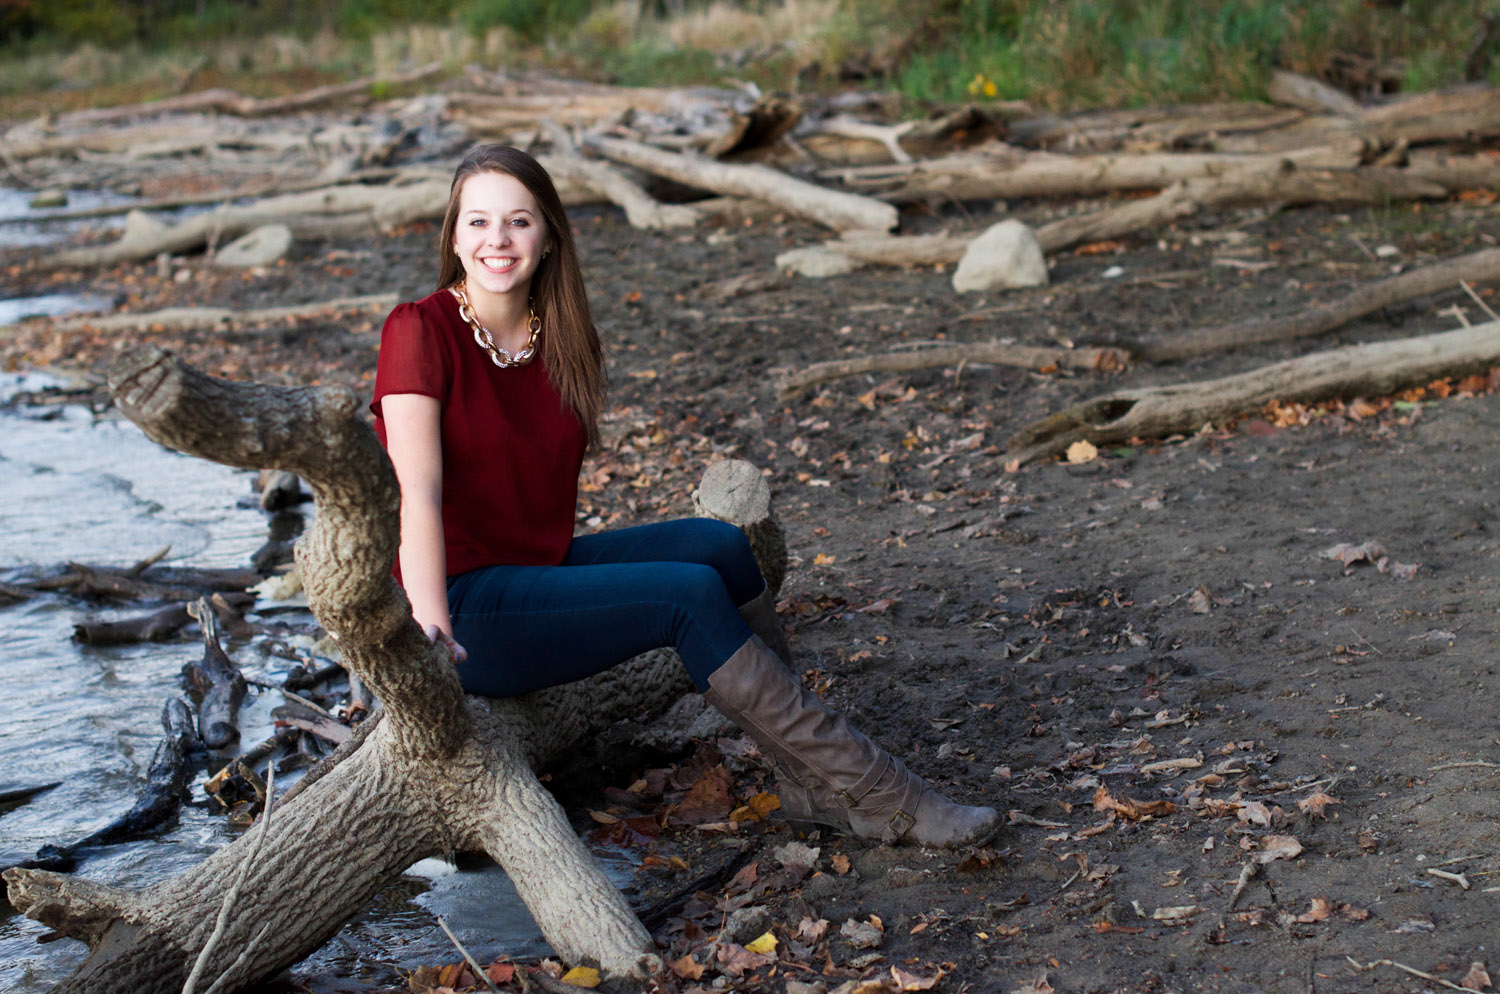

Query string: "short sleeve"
[[371, 301, 449, 417]]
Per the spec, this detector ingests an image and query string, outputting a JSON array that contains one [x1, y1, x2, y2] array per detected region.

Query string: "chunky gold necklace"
[[450, 281, 541, 368]]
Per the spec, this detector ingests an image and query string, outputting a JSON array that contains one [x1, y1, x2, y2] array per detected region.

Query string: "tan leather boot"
[[705, 636, 1000, 848], [737, 585, 792, 668]]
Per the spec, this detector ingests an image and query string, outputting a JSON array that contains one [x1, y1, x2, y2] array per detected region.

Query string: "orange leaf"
[[668, 955, 705, 980]]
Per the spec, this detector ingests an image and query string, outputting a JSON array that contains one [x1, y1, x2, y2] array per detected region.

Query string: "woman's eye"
[[510, 218, 529, 227], [469, 218, 486, 227]]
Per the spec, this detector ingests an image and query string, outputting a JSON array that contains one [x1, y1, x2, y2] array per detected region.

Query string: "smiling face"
[[451, 170, 551, 306]]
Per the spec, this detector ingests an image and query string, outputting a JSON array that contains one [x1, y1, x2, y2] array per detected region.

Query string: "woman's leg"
[[566, 518, 790, 662], [562, 519, 766, 606], [447, 558, 754, 697]]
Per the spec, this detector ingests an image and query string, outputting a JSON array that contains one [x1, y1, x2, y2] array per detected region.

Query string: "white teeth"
[[481, 257, 516, 271]]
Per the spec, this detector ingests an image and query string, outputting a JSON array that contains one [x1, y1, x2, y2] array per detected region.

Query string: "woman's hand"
[[423, 624, 469, 664]]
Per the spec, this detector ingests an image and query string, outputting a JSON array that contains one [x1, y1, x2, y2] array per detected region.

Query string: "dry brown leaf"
[[1187, 586, 1214, 614], [1066, 440, 1098, 464], [716, 942, 775, 977], [674, 764, 733, 825], [1237, 801, 1272, 826], [891, 965, 946, 991], [841, 917, 885, 949], [486, 962, 516, 984], [1297, 791, 1341, 818], [796, 917, 830, 943], [667, 955, 705, 980], [1093, 785, 1175, 820], [1295, 898, 1335, 923], [831, 853, 852, 875], [1462, 962, 1491, 992], [1254, 834, 1303, 864]]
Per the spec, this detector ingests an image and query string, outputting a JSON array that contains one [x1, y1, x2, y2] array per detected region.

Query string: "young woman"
[[372, 144, 998, 848]]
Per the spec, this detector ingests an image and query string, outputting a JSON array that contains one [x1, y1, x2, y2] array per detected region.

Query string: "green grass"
[[4, 0, 1499, 116]]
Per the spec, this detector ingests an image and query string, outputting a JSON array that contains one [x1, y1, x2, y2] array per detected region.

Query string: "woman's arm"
[[381, 392, 466, 662]]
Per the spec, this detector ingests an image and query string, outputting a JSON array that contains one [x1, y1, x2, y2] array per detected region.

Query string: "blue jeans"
[[447, 518, 765, 697]]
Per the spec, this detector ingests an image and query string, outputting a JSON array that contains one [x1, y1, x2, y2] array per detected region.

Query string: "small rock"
[[1375, 244, 1400, 258], [723, 905, 770, 946], [124, 208, 169, 243], [1101, 265, 1126, 278], [839, 917, 884, 949], [776, 245, 859, 278], [952, 219, 1048, 292], [29, 188, 68, 209], [215, 223, 293, 268]]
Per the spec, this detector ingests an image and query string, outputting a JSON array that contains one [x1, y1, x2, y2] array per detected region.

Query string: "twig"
[[1227, 860, 1259, 911], [199, 922, 274, 994], [1428, 760, 1500, 771], [437, 917, 505, 994], [182, 764, 277, 994], [1346, 957, 1487, 994], [1460, 279, 1500, 321], [1426, 868, 1471, 890]]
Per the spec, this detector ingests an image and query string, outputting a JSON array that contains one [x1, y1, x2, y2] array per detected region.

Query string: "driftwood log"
[[537, 120, 700, 230], [4, 700, 197, 874], [584, 133, 899, 233], [3, 346, 784, 993], [35, 293, 397, 336], [182, 600, 247, 752], [1005, 319, 1500, 465]]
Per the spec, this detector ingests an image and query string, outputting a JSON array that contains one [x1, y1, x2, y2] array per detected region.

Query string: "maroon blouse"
[[371, 289, 587, 579]]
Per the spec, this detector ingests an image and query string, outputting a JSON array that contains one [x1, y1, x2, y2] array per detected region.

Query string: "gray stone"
[[775, 245, 860, 278], [214, 223, 293, 268], [723, 904, 770, 945], [123, 209, 168, 244], [952, 219, 1048, 292]]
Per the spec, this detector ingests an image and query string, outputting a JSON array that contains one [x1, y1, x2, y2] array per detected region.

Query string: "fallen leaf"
[[1140, 757, 1203, 774], [814, 552, 837, 566], [1093, 922, 1145, 934], [831, 853, 852, 875], [1237, 801, 1272, 827], [1066, 440, 1098, 464], [716, 942, 775, 977], [667, 955, 704, 980], [486, 962, 516, 984], [1462, 962, 1491, 992], [1297, 791, 1340, 818], [1254, 834, 1303, 864], [1341, 904, 1371, 922], [796, 917, 830, 943], [1187, 586, 1214, 614], [1294, 898, 1334, 924], [673, 765, 733, 825], [841, 917, 885, 949], [560, 965, 601, 988], [892, 964, 946, 990], [744, 931, 778, 955], [1094, 785, 1175, 820]]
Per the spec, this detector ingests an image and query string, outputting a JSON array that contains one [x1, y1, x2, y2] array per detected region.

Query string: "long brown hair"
[[437, 144, 606, 447]]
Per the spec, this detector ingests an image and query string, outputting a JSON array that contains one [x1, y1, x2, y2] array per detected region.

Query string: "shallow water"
[[0, 186, 134, 249], [0, 380, 611, 991]]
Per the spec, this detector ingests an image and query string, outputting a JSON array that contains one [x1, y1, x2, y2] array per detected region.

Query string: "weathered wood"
[[1140, 247, 1500, 361], [39, 183, 449, 269], [4, 347, 786, 992], [2, 700, 197, 874], [1005, 319, 1500, 465], [1032, 163, 1448, 254], [819, 141, 1363, 203], [537, 120, 699, 230], [74, 603, 192, 645], [31, 294, 398, 337], [778, 341, 1126, 401], [1266, 69, 1362, 116], [182, 600, 247, 752], [583, 133, 899, 233]]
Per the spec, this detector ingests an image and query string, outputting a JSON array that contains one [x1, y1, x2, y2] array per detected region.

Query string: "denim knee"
[[684, 518, 763, 603]]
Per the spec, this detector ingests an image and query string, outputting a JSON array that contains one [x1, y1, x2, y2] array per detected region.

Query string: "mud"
[[4, 189, 1500, 994]]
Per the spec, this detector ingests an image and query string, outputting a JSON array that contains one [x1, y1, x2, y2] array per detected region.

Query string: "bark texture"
[[3, 347, 784, 994], [1005, 320, 1500, 465]]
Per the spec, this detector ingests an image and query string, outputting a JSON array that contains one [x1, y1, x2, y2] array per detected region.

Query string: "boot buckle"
[[886, 808, 916, 839]]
